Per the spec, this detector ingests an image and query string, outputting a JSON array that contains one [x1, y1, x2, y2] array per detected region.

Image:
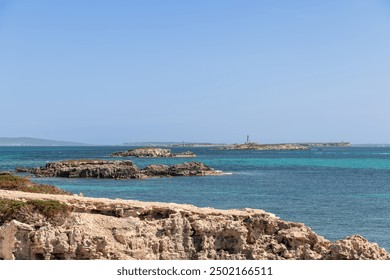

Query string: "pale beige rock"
[[0, 190, 389, 260]]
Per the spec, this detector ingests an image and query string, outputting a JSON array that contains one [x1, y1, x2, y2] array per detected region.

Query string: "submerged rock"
[[16, 160, 220, 179], [111, 147, 196, 158]]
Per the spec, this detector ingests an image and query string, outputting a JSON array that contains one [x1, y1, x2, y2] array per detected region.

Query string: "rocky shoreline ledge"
[[111, 147, 196, 158], [16, 160, 221, 179], [0, 186, 389, 260]]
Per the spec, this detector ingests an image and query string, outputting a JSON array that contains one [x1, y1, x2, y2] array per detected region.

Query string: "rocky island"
[[299, 142, 352, 148], [0, 173, 389, 260], [217, 141, 352, 151], [219, 143, 309, 151], [111, 147, 196, 158], [16, 159, 221, 179]]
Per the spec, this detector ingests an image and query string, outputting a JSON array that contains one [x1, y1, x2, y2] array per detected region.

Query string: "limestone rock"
[[16, 160, 221, 179], [140, 164, 170, 177], [1, 190, 389, 260], [167, 162, 215, 176], [327, 235, 389, 260], [19, 160, 139, 179], [111, 148, 196, 158]]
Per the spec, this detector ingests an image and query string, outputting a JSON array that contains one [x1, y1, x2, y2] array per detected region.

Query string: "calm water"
[[1, 146, 390, 250]]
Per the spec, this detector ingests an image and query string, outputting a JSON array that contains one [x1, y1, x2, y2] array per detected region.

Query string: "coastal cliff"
[[1, 189, 389, 260]]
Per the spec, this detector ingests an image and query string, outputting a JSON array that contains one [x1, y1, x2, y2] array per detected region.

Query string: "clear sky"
[[1, 1, 389, 145]]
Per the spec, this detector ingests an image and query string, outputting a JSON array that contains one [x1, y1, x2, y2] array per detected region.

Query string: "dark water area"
[[1, 146, 390, 250]]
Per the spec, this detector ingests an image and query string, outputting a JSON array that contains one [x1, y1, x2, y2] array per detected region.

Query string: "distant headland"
[[0, 137, 89, 146]]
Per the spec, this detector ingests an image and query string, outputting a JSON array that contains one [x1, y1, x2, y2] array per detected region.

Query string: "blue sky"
[[1, 1, 389, 145]]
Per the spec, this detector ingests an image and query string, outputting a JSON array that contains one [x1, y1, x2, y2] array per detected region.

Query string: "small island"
[[217, 141, 352, 151], [218, 143, 309, 151], [111, 147, 196, 158], [299, 142, 352, 148], [16, 159, 221, 179]]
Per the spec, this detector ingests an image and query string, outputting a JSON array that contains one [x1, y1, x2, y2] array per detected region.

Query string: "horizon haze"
[[1, 1, 389, 145], [1, 136, 389, 147]]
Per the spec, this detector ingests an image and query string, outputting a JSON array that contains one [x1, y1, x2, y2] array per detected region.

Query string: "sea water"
[[1, 146, 390, 251]]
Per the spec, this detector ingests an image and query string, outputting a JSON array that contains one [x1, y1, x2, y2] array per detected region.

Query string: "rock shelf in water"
[[16, 159, 221, 179], [111, 147, 196, 158]]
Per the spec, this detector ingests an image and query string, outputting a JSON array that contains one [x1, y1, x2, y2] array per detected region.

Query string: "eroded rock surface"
[[0, 190, 388, 260], [16, 160, 221, 179], [111, 148, 196, 158], [17, 160, 140, 179]]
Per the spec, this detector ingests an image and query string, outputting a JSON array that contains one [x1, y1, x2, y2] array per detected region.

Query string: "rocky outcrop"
[[0, 190, 389, 260], [16, 160, 221, 179], [141, 162, 219, 177], [173, 151, 197, 157], [219, 143, 308, 151], [111, 148, 196, 158], [17, 160, 140, 179]]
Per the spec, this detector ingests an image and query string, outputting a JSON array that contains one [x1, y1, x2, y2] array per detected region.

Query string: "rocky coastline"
[[111, 147, 196, 158], [299, 142, 352, 148], [16, 160, 221, 179], [219, 143, 309, 151], [0, 186, 389, 260], [217, 142, 352, 151]]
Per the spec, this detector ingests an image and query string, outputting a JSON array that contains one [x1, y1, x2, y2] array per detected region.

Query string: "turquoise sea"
[[1, 146, 390, 251]]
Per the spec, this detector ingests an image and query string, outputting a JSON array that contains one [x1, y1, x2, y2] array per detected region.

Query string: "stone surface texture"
[[16, 160, 220, 179], [1, 190, 389, 260], [111, 148, 196, 158]]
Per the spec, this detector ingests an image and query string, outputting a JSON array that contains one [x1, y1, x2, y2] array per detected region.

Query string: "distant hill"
[[0, 137, 89, 146]]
